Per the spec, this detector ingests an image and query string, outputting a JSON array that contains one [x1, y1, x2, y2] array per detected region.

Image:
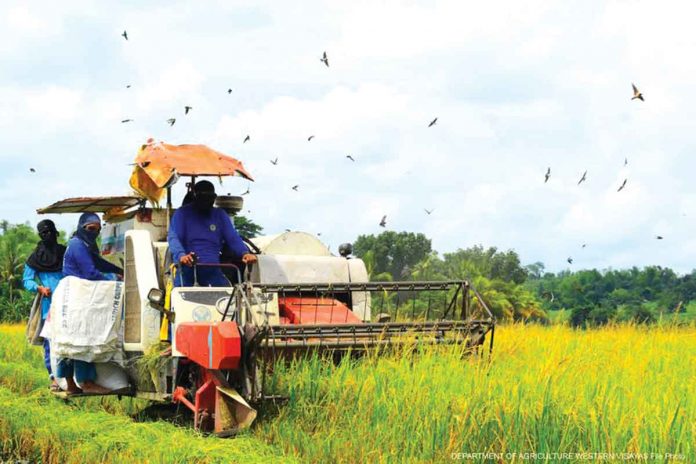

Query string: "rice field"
[[1, 322, 694, 463]]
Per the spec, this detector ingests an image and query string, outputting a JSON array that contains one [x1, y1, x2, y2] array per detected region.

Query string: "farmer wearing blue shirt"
[[168, 180, 257, 287], [22, 219, 65, 391], [57, 212, 123, 394]]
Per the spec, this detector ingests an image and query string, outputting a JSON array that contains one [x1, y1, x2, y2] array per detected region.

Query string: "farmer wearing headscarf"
[[23, 219, 65, 390], [58, 212, 123, 394], [168, 180, 257, 287]]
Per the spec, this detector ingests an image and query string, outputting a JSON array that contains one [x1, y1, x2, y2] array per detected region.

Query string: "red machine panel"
[[175, 322, 242, 370], [279, 297, 362, 324]]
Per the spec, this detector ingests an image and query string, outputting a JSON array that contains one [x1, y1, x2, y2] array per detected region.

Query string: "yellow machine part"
[[159, 265, 176, 341]]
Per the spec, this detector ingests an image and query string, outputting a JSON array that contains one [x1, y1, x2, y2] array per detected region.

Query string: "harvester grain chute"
[[38, 139, 496, 436]]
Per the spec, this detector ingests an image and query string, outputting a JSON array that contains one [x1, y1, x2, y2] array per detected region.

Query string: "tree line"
[[1, 218, 694, 325], [353, 232, 695, 325], [524, 263, 696, 326]]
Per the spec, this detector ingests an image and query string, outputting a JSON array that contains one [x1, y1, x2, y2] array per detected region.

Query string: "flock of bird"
[[25, 30, 659, 267], [547, 82, 661, 265], [113, 31, 442, 232]]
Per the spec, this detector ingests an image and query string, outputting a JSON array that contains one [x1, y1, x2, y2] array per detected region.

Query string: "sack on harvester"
[[41, 276, 125, 364]]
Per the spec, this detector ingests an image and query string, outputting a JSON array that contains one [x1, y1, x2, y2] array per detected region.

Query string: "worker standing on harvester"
[[168, 180, 257, 287], [57, 212, 123, 394]]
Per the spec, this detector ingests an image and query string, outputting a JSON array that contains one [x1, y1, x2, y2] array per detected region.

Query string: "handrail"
[[249, 280, 469, 293]]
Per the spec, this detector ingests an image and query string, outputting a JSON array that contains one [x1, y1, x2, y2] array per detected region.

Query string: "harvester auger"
[[37, 139, 496, 437]]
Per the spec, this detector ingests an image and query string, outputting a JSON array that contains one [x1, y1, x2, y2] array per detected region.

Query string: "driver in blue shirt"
[[168, 180, 257, 286]]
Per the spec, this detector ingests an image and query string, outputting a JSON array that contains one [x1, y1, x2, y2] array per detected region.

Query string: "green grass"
[[547, 308, 571, 324], [259, 324, 695, 462], [545, 303, 696, 326], [1, 323, 695, 463], [0, 325, 295, 464]]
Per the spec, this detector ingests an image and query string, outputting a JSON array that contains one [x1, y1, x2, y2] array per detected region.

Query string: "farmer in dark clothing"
[[22, 219, 65, 391], [57, 212, 123, 394], [168, 180, 257, 287]]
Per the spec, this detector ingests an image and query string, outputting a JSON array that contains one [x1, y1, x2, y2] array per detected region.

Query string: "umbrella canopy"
[[37, 196, 143, 214], [37, 196, 145, 222], [129, 139, 253, 203]]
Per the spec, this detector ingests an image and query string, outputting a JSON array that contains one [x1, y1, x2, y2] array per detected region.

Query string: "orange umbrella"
[[129, 139, 253, 204]]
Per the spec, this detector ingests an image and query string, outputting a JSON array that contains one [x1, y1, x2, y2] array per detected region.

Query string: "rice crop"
[[1, 323, 694, 463]]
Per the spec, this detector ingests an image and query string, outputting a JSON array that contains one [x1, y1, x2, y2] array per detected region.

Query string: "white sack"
[[49, 346, 129, 391], [46, 276, 124, 363]]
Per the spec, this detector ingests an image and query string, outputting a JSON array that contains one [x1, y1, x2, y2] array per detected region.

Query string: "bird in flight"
[[227, 88, 233, 94], [292, 185, 299, 191], [307, 135, 315, 141], [428, 117, 438, 127], [567, 257, 573, 264], [270, 157, 278, 165], [577, 170, 587, 185], [631, 83, 644, 101], [243, 135, 250, 143], [424, 208, 434, 215], [542, 291, 555, 303], [320, 51, 329, 67], [544, 167, 551, 183], [379, 215, 387, 227], [121, 30, 128, 41], [346, 155, 355, 162], [29, 168, 36, 173], [617, 179, 627, 192], [624, 157, 628, 167], [126, 84, 131, 89], [184, 106, 192, 115], [121, 119, 133, 123], [656, 235, 664, 240], [167, 118, 176, 126], [241, 186, 250, 196], [581, 243, 587, 248]]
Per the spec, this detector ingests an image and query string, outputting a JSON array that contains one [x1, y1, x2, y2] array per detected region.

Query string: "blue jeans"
[[56, 359, 96, 383], [175, 266, 230, 287], [42, 338, 53, 379]]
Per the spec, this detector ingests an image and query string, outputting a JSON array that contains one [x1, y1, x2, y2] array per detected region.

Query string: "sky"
[[1, 0, 696, 273]]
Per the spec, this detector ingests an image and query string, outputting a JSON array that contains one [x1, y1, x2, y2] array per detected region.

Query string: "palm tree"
[[362, 250, 393, 282], [0, 223, 36, 304]]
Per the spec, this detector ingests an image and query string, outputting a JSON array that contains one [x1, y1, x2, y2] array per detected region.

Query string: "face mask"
[[38, 225, 57, 244], [80, 223, 101, 243], [193, 192, 216, 211], [82, 228, 100, 241]]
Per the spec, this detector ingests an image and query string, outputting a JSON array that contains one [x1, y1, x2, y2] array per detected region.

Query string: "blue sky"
[[2, 0, 696, 273]]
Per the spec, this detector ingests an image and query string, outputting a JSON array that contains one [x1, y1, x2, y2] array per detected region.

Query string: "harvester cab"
[[38, 140, 496, 437]]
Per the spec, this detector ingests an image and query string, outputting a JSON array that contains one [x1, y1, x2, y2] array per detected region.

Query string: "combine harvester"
[[39, 140, 495, 436]]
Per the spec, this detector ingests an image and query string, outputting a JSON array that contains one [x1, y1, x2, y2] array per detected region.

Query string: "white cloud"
[[2, 0, 696, 273], [5, 5, 54, 36], [24, 86, 84, 125]]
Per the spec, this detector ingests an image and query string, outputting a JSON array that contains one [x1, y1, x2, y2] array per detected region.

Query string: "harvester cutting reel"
[[171, 279, 496, 436], [233, 280, 495, 395]]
